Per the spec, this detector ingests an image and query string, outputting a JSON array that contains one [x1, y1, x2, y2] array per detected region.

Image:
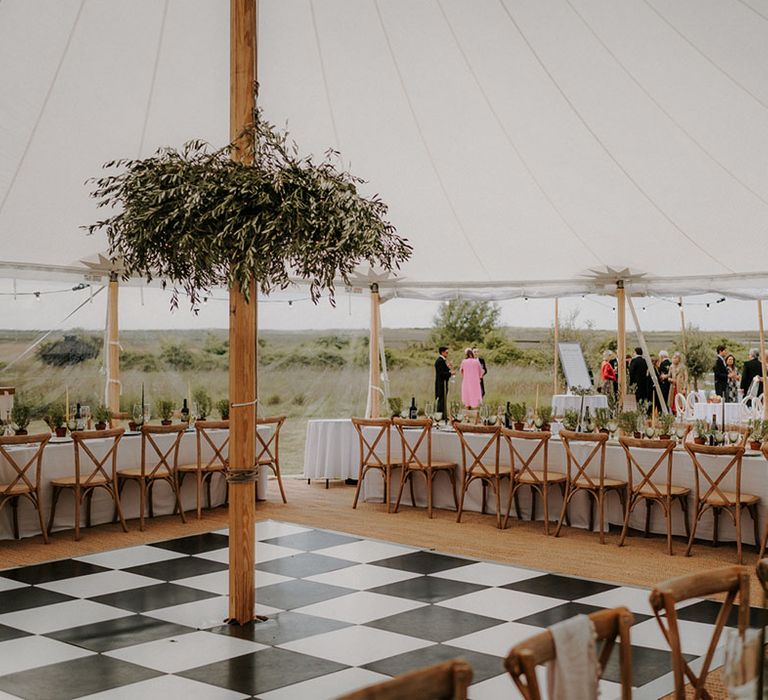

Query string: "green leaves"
[[87, 113, 411, 309]]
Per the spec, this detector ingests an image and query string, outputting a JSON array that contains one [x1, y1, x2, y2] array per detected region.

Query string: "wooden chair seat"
[[0, 482, 34, 495], [515, 469, 565, 484], [471, 463, 513, 477], [404, 459, 456, 471], [636, 482, 690, 497], [704, 490, 759, 506], [117, 466, 171, 479], [177, 462, 225, 473], [573, 475, 626, 489], [51, 474, 110, 487]]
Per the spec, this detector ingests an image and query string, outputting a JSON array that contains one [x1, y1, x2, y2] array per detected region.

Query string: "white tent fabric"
[[1, 0, 768, 297]]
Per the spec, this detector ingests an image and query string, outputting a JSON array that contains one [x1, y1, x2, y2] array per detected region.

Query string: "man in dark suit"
[[434, 346, 452, 416], [658, 350, 672, 406], [713, 344, 729, 398], [628, 347, 648, 405], [740, 348, 763, 398]]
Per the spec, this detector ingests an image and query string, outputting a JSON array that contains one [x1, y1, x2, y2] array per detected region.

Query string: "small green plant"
[[216, 398, 230, 420], [694, 420, 709, 439], [748, 419, 767, 442], [155, 398, 175, 422], [562, 410, 580, 431], [192, 387, 212, 420], [618, 410, 638, 436], [11, 396, 31, 432], [509, 402, 527, 423], [388, 397, 403, 417], [44, 404, 66, 431], [93, 403, 112, 425], [593, 407, 609, 430], [657, 412, 675, 436], [266, 394, 281, 406], [536, 405, 553, 425]]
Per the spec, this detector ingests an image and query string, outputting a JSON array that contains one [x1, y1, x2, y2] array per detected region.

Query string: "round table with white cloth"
[[551, 394, 608, 417], [692, 402, 746, 425], [303, 418, 359, 481]]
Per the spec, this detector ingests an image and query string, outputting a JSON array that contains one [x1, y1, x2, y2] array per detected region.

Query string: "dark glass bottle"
[[409, 397, 418, 419], [181, 399, 190, 424], [504, 402, 511, 429], [74, 402, 84, 431]]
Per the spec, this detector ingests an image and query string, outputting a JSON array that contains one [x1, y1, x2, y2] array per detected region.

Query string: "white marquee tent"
[[2, 0, 768, 300]]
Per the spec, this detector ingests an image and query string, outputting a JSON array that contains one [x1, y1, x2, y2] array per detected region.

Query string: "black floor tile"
[[368, 576, 484, 604], [209, 611, 350, 645], [0, 587, 73, 614], [0, 623, 30, 642], [90, 582, 217, 612], [371, 551, 474, 575], [255, 579, 354, 610], [124, 555, 227, 581], [150, 532, 230, 555], [503, 574, 615, 600], [1, 559, 109, 585], [46, 614, 195, 652], [364, 643, 505, 684], [0, 654, 161, 700], [514, 602, 606, 627], [675, 600, 768, 628], [261, 530, 361, 551], [180, 647, 348, 695], [366, 604, 502, 642], [256, 552, 355, 578], [602, 643, 696, 687]]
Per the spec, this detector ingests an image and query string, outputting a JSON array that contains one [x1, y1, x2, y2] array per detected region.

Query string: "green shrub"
[[192, 387, 212, 419], [155, 398, 175, 421], [121, 350, 161, 372], [38, 333, 100, 366], [292, 393, 306, 406], [160, 343, 195, 371], [216, 399, 230, 420], [267, 394, 281, 406]]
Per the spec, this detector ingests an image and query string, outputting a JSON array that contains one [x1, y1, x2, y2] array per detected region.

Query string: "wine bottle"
[[409, 397, 418, 419], [504, 401, 511, 429], [181, 398, 190, 425], [74, 402, 84, 431], [709, 414, 717, 445], [584, 406, 591, 432]]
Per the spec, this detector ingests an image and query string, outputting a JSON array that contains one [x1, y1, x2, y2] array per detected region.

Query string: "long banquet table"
[[360, 426, 768, 545], [0, 426, 272, 540]]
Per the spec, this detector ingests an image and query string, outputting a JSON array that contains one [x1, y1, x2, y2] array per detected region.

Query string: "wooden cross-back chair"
[[48, 428, 127, 541], [684, 440, 756, 563], [502, 429, 563, 533], [650, 566, 750, 699], [177, 420, 229, 519], [351, 417, 400, 513], [505, 607, 634, 700], [0, 433, 51, 543], [117, 423, 186, 531], [453, 422, 510, 529], [337, 659, 473, 700], [618, 437, 690, 555], [391, 417, 458, 518], [554, 430, 628, 544], [255, 416, 287, 503]]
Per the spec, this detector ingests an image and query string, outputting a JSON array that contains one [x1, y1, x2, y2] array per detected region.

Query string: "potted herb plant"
[[617, 410, 639, 438], [593, 407, 610, 434], [93, 404, 112, 431], [216, 399, 230, 421], [748, 419, 765, 451], [535, 405, 553, 432], [11, 396, 31, 436], [45, 404, 67, 437], [193, 387, 212, 421], [657, 412, 676, 440], [388, 397, 403, 418], [509, 402, 527, 430], [693, 420, 709, 445], [562, 410, 580, 431], [156, 398, 175, 426]]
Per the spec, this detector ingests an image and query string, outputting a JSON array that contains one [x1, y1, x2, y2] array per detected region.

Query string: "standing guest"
[[668, 352, 688, 413], [472, 348, 488, 397], [600, 350, 617, 399], [713, 345, 729, 398], [628, 347, 648, 405], [725, 354, 740, 403], [460, 348, 484, 409], [434, 346, 453, 416], [658, 350, 671, 405], [740, 348, 763, 398], [647, 354, 661, 412], [609, 353, 620, 397]]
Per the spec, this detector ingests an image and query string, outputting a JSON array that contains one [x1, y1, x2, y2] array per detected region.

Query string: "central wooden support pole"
[[616, 281, 626, 404], [678, 297, 687, 357], [106, 272, 120, 419], [758, 299, 767, 419], [553, 298, 559, 396], [228, 0, 258, 625], [369, 283, 381, 418]]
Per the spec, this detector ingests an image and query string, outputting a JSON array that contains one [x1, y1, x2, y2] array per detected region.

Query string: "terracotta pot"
[[599, 428, 609, 434], [694, 436, 706, 445], [541, 423, 550, 432], [128, 421, 137, 431], [513, 422, 525, 431], [750, 440, 762, 451], [659, 434, 671, 440], [161, 419, 172, 426], [14, 429, 27, 436], [633, 431, 641, 439], [55, 427, 67, 438], [95, 422, 107, 431]]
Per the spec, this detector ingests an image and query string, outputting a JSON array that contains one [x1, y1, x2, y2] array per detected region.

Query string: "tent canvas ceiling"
[[1, 0, 768, 298]]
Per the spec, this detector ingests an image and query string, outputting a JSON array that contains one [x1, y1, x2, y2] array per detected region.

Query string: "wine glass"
[[534, 415, 544, 429], [675, 425, 687, 440], [424, 401, 434, 420], [607, 420, 618, 440], [728, 430, 741, 445], [132, 404, 144, 430], [644, 426, 656, 439], [480, 404, 491, 424], [525, 407, 535, 430]]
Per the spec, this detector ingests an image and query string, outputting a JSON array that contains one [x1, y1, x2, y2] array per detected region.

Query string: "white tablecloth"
[[303, 419, 359, 480], [1, 426, 272, 540], [361, 428, 768, 545], [692, 402, 746, 425], [551, 394, 608, 417]]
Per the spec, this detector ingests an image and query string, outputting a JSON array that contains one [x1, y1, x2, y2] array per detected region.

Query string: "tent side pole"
[[106, 273, 120, 419], [553, 298, 559, 396], [626, 293, 668, 413], [228, 0, 257, 625], [616, 281, 626, 404], [369, 283, 381, 418], [759, 299, 768, 419]]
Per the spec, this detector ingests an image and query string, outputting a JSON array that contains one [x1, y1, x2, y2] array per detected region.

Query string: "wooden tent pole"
[[106, 272, 120, 419], [678, 297, 688, 357], [616, 281, 626, 404], [553, 298, 559, 396], [228, 0, 258, 625], [369, 283, 381, 418], [758, 299, 768, 419]]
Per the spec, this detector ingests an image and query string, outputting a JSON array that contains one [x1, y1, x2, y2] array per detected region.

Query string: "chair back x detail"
[[351, 417, 399, 513], [177, 420, 229, 519], [255, 415, 287, 503]]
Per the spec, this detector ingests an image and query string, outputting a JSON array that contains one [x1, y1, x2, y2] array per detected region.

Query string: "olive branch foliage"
[[86, 113, 411, 309]]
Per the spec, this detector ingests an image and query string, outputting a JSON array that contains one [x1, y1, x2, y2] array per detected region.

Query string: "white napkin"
[[545, 614, 599, 700]]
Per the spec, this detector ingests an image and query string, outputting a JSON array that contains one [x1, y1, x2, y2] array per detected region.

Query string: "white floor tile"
[[145, 595, 281, 628], [75, 545, 186, 568], [0, 578, 27, 593], [0, 692, 23, 700], [105, 630, 265, 673], [256, 521, 312, 540], [313, 540, 416, 563], [446, 621, 541, 657], [304, 563, 420, 590], [430, 562, 544, 587], [197, 541, 303, 564], [0, 599, 128, 634], [575, 586, 656, 616], [258, 668, 391, 700], [37, 570, 160, 598], [174, 569, 292, 594], [0, 636, 93, 675], [437, 588, 563, 621], [293, 591, 425, 624], [629, 617, 719, 656], [76, 674, 250, 699], [279, 625, 432, 666], [469, 673, 520, 700]]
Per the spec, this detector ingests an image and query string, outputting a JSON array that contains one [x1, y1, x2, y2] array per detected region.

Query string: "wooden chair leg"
[[553, 484, 571, 538], [111, 482, 128, 533], [352, 465, 365, 509], [139, 479, 146, 531], [481, 481, 487, 515], [558, 481, 571, 527], [494, 478, 503, 529], [11, 496, 19, 540], [409, 470, 416, 508], [619, 494, 633, 547], [456, 476, 469, 523], [750, 504, 760, 551], [174, 476, 187, 524], [644, 499, 653, 537], [598, 491, 606, 545], [85, 488, 94, 529], [275, 463, 288, 504], [147, 480, 155, 518], [74, 486, 81, 542], [426, 471, 433, 519], [196, 470, 203, 520], [449, 470, 459, 512], [712, 507, 720, 547], [680, 496, 691, 539], [665, 497, 673, 556], [685, 502, 702, 556], [588, 491, 595, 532], [543, 483, 550, 536], [393, 468, 408, 514], [385, 466, 391, 514], [735, 503, 742, 564], [47, 486, 61, 536], [514, 491, 522, 520]]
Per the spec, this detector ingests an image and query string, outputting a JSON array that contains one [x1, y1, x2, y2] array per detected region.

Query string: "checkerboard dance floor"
[[0, 520, 757, 699]]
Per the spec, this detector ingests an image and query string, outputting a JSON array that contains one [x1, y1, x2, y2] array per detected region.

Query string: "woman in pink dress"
[[460, 348, 485, 408]]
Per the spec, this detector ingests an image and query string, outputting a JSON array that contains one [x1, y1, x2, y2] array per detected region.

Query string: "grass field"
[[0, 325, 763, 475]]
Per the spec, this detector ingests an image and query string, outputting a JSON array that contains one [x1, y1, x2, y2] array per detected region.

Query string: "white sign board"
[[557, 342, 593, 391]]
